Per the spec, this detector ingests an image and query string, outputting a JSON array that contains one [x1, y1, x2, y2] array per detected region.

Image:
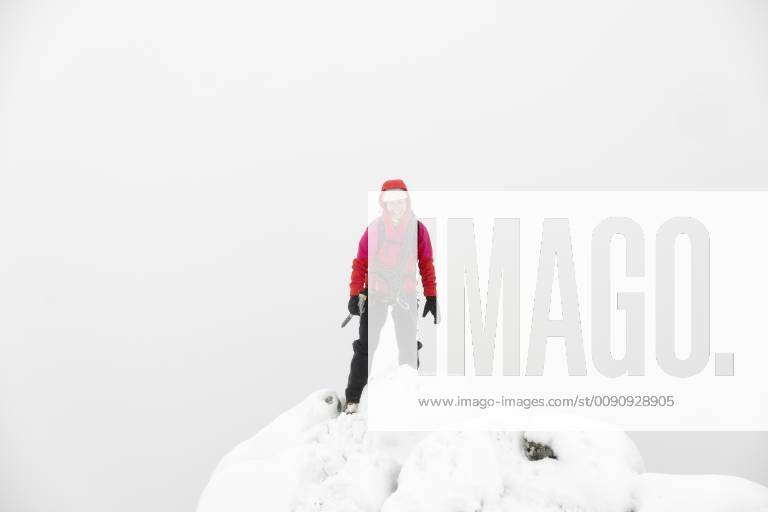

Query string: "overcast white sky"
[[1, 1, 767, 511]]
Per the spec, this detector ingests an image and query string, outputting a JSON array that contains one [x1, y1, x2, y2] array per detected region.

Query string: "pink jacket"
[[349, 211, 437, 297]]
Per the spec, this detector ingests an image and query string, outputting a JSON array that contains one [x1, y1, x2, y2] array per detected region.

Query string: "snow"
[[198, 404, 418, 512], [383, 428, 642, 512], [197, 371, 768, 512], [637, 473, 768, 512], [213, 389, 343, 474]]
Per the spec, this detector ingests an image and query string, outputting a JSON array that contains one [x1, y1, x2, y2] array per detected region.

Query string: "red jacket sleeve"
[[349, 229, 368, 295], [417, 222, 437, 297]]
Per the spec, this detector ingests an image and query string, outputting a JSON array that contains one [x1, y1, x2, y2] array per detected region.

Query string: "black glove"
[[348, 295, 361, 316], [422, 296, 438, 324]]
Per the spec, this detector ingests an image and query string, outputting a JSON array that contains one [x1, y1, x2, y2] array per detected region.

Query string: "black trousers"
[[345, 298, 420, 403]]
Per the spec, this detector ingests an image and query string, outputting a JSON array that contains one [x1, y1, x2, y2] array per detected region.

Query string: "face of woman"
[[385, 198, 407, 220]]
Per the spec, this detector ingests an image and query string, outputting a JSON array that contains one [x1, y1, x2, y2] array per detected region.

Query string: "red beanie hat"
[[378, 179, 410, 206], [381, 179, 408, 191]]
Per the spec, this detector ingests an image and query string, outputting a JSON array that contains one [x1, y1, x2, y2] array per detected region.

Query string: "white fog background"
[[1, 1, 767, 511]]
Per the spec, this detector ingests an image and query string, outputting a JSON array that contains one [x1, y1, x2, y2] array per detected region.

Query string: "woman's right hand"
[[348, 295, 360, 316]]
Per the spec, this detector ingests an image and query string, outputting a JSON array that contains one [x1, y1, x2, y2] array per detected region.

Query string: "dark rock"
[[523, 437, 557, 461]]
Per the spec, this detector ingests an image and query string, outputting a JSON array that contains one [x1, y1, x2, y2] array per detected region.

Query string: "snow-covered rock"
[[197, 373, 768, 512], [383, 428, 643, 512], [637, 473, 768, 512], [199, 403, 419, 512], [213, 389, 342, 474]]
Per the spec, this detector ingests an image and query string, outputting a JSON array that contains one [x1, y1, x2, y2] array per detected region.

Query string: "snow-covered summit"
[[197, 377, 768, 512]]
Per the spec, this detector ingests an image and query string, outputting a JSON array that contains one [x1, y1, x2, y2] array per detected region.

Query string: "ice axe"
[[341, 293, 367, 328]]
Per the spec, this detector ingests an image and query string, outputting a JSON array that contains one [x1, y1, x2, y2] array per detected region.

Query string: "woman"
[[344, 179, 438, 414]]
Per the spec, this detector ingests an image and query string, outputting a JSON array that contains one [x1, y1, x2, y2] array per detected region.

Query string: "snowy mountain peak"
[[198, 378, 768, 512]]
